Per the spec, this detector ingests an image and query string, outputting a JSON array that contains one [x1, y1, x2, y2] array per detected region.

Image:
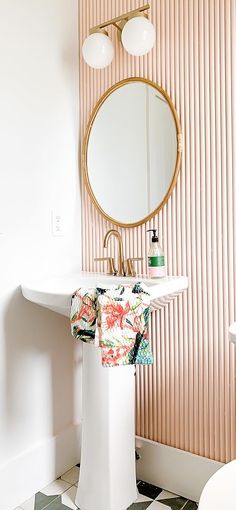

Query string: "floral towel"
[[71, 287, 98, 344], [70, 282, 153, 367]]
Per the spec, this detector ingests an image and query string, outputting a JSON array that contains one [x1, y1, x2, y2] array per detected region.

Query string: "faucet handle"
[[125, 257, 143, 277], [94, 257, 117, 275]]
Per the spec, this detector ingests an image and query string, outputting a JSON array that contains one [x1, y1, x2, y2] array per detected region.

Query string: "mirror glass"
[[85, 79, 181, 227]]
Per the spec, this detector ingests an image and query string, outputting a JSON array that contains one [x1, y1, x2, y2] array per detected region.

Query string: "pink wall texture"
[[79, 0, 236, 462]]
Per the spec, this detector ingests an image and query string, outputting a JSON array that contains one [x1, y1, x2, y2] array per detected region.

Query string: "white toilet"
[[199, 323, 236, 509], [198, 460, 236, 509]]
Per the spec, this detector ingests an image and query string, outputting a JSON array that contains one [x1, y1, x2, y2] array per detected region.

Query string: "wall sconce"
[[82, 3, 155, 69]]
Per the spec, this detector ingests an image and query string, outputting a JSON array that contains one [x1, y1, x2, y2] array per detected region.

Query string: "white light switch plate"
[[51, 211, 65, 236]]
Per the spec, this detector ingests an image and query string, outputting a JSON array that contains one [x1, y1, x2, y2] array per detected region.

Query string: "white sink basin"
[[21, 271, 188, 316], [229, 322, 236, 345]]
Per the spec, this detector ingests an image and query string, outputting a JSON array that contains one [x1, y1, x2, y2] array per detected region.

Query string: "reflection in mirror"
[[84, 79, 181, 227]]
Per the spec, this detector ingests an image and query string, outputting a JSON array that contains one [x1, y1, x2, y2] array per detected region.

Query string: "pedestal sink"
[[21, 271, 188, 510]]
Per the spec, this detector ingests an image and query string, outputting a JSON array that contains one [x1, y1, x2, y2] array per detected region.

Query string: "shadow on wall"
[[3, 287, 82, 476]]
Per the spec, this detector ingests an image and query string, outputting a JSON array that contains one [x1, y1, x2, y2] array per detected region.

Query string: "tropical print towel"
[[70, 282, 153, 367], [71, 286, 98, 344]]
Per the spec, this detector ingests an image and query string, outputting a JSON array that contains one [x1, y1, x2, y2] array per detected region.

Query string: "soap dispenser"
[[147, 229, 166, 278]]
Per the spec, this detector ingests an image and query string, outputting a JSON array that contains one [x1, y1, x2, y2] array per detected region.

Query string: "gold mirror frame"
[[82, 77, 182, 228]]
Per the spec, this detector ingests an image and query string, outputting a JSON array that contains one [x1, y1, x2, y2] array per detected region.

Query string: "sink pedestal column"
[[75, 342, 137, 510]]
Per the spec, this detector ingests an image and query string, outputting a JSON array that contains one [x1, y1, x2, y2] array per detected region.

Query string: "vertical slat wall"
[[79, 0, 236, 462]]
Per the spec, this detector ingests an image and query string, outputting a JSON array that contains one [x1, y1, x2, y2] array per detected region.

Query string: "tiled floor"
[[15, 464, 198, 510]]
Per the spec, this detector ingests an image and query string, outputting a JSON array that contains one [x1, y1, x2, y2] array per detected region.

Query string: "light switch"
[[51, 211, 65, 236]]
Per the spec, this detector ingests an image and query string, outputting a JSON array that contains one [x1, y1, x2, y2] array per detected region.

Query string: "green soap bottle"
[[147, 229, 166, 278]]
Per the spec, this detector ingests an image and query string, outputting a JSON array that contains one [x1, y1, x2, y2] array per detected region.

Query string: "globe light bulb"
[[82, 32, 114, 69], [121, 16, 156, 57]]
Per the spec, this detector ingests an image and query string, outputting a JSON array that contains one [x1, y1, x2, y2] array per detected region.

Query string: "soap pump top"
[[147, 229, 159, 243]]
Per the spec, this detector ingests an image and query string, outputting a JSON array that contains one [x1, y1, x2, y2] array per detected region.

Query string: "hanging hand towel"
[[70, 282, 153, 367], [96, 283, 152, 367], [71, 287, 98, 344]]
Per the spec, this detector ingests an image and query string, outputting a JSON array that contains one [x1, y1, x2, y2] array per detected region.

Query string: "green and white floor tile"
[[15, 464, 198, 510]]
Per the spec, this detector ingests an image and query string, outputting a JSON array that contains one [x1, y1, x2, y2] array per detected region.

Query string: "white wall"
[[0, 1, 82, 508]]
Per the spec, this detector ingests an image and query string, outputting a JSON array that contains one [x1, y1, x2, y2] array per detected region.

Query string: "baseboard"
[[0, 422, 81, 510], [1, 427, 224, 509], [135, 436, 224, 502]]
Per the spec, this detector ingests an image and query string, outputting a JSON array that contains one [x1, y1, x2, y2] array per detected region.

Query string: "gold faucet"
[[103, 229, 125, 276], [94, 229, 143, 277]]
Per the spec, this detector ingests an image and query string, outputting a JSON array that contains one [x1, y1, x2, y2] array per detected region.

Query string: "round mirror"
[[83, 78, 182, 228]]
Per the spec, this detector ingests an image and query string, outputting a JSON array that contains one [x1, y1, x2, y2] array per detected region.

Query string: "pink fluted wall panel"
[[79, 0, 236, 463]]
